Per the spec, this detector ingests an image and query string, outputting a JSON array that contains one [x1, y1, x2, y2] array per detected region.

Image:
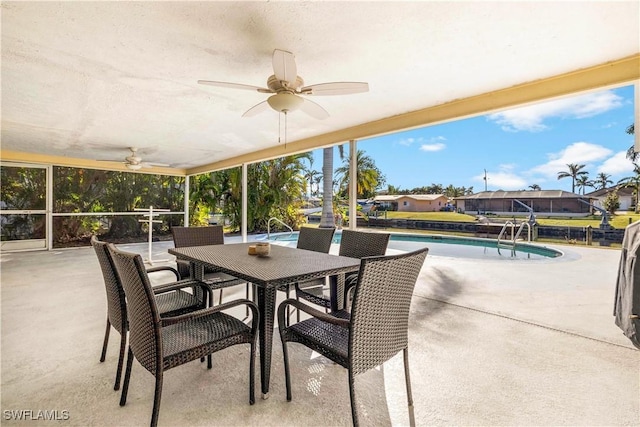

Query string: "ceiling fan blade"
[[198, 80, 272, 93], [298, 98, 329, 120], [142, 162, 170, 168], [300, 82, 369, 96], [242, 100, 271, 117], [272, 49, 297, 85], [96, 159, 124, 163]]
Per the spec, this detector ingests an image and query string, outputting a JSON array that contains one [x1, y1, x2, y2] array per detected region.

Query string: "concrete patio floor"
[[1, 236, 638, 426]]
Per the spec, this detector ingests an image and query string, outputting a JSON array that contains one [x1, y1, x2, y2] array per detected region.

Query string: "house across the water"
[[373, 194, 449, 212], [454, 190, 594, 217], [586, 186, 635, 212]]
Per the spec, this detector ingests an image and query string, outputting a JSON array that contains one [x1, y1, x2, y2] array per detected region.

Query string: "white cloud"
[[529, 142, 612, 178], [419, 142, 446, 152], [487, 91, 623, 132], [397, 137, 418, 146], [472, 170, 527, 190], [399, 135, 446, 147], [497, 163, 516, 172], [600, 122, 617, 129], [598, 151, 635, 175]]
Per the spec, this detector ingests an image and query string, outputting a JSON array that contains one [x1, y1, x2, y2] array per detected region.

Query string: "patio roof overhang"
[[1, 2, 638, 175]]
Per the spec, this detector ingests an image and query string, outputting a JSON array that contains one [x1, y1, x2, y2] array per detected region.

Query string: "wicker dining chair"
[[171, 226, 247, 305], [294, 229, 390, 315], [108, 244, 259, 427], [91, 235, 212, 391], [278, 247, 428, 427], [279, 226, 336, 324]]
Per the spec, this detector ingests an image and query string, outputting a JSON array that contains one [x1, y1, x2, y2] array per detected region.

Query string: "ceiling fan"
[[197, 49, 369, 119], [99, 147, 170, 170]]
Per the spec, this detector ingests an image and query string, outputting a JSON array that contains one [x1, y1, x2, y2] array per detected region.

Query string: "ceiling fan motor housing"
[[267, 74, 304, 92], [267, 92, 304, 113]]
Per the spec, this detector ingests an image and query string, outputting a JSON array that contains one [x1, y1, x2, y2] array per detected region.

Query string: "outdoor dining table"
[[168, 242, 361, 398]]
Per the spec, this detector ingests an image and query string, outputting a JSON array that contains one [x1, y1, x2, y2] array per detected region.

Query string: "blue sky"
[[312, 84, 636, 194]]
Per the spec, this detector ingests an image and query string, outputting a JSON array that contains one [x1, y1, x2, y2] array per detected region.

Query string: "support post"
[[184, 175, 190, 227], [242, 163, 248, 243], [349, 140, 357, 230]]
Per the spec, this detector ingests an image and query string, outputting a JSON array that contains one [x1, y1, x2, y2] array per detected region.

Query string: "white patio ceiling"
[[1, 1, 639, 176]]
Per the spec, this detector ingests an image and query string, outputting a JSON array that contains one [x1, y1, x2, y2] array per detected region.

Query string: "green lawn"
[[369, 211, 476, 222], [310, 210, 640, 229], [370, 211, 640, 229]]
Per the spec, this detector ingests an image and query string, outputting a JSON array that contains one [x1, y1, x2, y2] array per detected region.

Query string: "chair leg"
[[100, 319, 111, 362], [348, 369, 359, 427], [249, 339, 256, 405], [114, 332, 127, 390], [119, 347, 134, 407], [150, 373, 163, 427], [285, 286, 291, 326], [245, 284, 250, 316], [281, 339, 292, 401], [403, 347, 416, 427], [207, 354, 212, 369]]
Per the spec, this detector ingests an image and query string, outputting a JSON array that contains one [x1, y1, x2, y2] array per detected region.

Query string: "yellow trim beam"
[[0, 150, 186, 176]]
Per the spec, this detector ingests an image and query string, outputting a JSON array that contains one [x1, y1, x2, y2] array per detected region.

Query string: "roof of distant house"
[[585, 186, 635, 197], [374, 194, 446, 202], [455, 190, 585, 200]]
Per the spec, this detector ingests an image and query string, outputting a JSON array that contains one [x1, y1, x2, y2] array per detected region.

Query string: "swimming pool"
[[268, 231, 563, 261]]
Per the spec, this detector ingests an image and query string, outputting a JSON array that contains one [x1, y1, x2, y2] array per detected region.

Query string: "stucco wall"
[[397, 196, 448, 212]]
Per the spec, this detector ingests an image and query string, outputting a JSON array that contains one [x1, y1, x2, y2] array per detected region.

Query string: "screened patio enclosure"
[[456, 191, 593, 216]]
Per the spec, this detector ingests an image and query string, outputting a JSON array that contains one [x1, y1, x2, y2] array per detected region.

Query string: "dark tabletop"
[[169, 242, 361, 287]]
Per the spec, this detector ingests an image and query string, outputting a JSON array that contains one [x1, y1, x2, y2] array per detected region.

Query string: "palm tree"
[[557, 163, 588, 193], [189, 154, 310, 232], [575, 174, 594, 195], [303, 165, 321, 200], [617, 162, 640, 213], [319, 147, 337, 228], [528, 184, 541, 191], [312, 175, 322, 197], [594, 172, 613, 190], [625, 123, 636, 162], [335, 149, 382, 199], [386, 184, 402, 194]]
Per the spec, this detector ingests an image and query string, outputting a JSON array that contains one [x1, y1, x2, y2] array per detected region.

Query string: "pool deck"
[[1, 235, 638, 426]]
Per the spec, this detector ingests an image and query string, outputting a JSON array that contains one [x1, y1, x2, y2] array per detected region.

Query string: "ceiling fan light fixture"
[[267, 92, 303, 113]]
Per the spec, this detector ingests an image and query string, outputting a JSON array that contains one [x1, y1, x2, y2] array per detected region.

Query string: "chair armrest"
[[161, 299, 259, 333], [146, 265, 180, 280], [152, 279, 204, 294], [277, 298, 350, 329], [153, 279, 214, 307]]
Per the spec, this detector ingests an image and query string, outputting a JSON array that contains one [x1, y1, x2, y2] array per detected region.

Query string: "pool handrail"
[[267, 217, 293, 240], [498, 221, 531, 247]]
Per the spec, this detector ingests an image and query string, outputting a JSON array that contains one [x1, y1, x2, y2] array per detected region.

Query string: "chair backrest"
[[91, 235, 127, 335], [296, 226, 335, 253], [171, 225, 225, 248], [108, 244, 162, 375], [349, 248, 428, 375], [338, 229, 390, 259]]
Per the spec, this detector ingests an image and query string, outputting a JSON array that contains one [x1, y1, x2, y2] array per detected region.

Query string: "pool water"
[[269, 231, 563, 261]]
